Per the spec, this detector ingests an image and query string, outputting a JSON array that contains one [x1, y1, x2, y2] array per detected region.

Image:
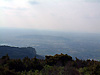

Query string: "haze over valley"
[[0, 28, 100, 60], [0, 0, 100, 60]]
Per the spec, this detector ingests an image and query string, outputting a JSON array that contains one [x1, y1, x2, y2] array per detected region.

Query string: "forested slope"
[[0, 53, 100, 75]]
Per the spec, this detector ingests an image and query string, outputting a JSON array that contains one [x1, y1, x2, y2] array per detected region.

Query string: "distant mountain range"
[[0, 45, 44, 59]]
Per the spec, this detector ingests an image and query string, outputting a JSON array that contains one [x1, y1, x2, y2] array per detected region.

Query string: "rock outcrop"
[[0, 45, 44, 59]]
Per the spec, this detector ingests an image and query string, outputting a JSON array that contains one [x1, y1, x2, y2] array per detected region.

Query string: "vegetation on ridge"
[[0, 53, 100, 75]]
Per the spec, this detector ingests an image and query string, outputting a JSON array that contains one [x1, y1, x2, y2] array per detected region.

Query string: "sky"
[[0, 0, 100, 33]]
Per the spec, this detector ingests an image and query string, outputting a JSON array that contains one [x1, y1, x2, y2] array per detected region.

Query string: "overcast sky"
[[0, 0, 100, 33]]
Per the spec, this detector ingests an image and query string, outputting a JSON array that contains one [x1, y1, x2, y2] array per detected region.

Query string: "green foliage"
[[78, 62, 100, 75], [45, 53, 72, 66], [40, 65, 64, 75], [0, 66, 16, 75], [0, 54, 100, 75]]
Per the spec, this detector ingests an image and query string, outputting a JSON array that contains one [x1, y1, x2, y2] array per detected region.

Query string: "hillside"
[[0, 46, 44, 59], [0, 53, 100, 75]]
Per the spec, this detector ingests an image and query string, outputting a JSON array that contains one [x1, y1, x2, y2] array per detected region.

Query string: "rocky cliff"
[[0, 45, 44, 59]]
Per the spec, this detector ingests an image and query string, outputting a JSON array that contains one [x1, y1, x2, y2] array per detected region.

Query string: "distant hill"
[[0, 45, 44, 59]]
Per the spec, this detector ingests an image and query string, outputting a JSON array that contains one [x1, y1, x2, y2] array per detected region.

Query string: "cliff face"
[[0, 46, 43, 59]]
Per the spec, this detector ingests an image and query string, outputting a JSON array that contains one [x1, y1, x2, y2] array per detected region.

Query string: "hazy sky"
[[0, 0, 100, 33]]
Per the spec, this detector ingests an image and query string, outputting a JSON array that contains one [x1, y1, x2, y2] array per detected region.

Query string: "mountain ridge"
[[0, 45, 44, 59]]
